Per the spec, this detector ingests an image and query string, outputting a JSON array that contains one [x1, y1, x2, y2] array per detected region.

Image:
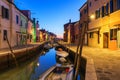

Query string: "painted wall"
[[12, 5, 21, 46], [0, 0, 11, 49], [20, 14, 28, 45], [88, 0, 120, 49], [74, 21, 79, 44], [27, 20, 33, 43]]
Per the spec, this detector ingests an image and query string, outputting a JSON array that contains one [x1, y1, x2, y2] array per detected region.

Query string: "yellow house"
[[88, 0, 120, 50]]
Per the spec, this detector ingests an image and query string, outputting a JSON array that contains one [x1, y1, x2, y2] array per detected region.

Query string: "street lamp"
[[90, 14, 95, 20]]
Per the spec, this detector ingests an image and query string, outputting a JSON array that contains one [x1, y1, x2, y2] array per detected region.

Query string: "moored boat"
[[39, 64, 74, 80]]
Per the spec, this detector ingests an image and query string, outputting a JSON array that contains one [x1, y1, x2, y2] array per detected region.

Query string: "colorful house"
[[20, 13, 28, 45], [21, 10, 33, 44], [0, 0, 11, 48], [63, 20, 76, 44], [36, 21, 40, 42], [88, 0, 120, 50], [32, 18, 36, 42]]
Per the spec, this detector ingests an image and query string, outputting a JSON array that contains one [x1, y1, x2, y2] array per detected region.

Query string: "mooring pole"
[[5, 35, 18, 67], [73, 23, 86, 80]]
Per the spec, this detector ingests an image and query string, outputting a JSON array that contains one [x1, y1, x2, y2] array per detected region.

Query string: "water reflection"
[[0, 48, 56, 80], [30, 48, 56, 80]]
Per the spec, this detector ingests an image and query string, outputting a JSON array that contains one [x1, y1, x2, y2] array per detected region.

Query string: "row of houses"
[[64, 0, 120, 50], [0, 0, 56, 49]]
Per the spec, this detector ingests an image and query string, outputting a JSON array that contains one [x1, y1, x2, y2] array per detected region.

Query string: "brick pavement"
[[60, 42, 120, 80]]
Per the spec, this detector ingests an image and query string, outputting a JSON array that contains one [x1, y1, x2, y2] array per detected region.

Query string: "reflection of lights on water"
[[37, 62, 40, 67], [43, 51, 45, 54]]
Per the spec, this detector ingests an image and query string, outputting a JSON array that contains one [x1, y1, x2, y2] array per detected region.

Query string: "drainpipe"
[[9, 1, 13, 47]]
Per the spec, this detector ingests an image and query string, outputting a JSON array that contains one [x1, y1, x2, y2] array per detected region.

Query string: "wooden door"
[[103, 32, 109, 48]]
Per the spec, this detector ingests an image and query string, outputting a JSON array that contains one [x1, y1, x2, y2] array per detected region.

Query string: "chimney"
[[37, 21, 39, 24], [8, 0, 14, 3], [69, 19, 71, 23], [33, 18, 36, 22]]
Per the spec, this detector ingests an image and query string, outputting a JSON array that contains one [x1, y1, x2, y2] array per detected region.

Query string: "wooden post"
[[5, 35, 18, 67], [73, 23, 86, 80]]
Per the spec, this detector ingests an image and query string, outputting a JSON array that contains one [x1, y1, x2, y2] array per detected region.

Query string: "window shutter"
[[110, 0, 114, 13], [106, 3, 109, 15], [117, 0, 120, 9], [2, 6, 5, 18], [102, 6, 104, 17]]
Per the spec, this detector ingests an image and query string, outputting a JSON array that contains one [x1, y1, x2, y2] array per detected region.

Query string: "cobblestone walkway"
[[61, 42, 120, 80]]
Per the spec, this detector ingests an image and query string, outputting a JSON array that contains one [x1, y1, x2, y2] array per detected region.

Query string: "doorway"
[[103, 32, 109, 48], [117, 30, 120, 48]]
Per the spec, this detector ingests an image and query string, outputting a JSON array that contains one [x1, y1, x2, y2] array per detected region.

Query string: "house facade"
[[88, 0, 120, 49], [36, 21, 40, 42], [63, 20, 76, 44], [0, 0, 11, 48], [74, 21, 80, 44], [79, 2, 88, 45], [0, 0, 35, 49], [20, 13, 28, 45]]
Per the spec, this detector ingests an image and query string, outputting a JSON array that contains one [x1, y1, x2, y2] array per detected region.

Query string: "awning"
[[110, 24, 120, 29], [87, 27, 101, 33]]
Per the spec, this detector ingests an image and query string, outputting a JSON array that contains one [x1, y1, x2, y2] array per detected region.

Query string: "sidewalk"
[[60, 42, 120, 80], [0, 42, 44, 55]]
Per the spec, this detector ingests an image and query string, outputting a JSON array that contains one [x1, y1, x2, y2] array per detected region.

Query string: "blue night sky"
[[14, 0, 86, 38]]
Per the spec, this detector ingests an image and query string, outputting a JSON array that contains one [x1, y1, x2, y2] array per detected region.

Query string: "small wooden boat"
[[39, 64, 74, 80]]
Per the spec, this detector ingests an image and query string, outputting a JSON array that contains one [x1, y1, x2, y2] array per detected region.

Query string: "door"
[[117, 30, 120, 48], [103, 32, 109, 48]]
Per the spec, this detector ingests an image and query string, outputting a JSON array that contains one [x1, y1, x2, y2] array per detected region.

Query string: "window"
[[101, 3, 109, 17], [2, 6, 9, 19], [3, 30, 7, 40], [106, 3, 109, 15], [16, 15, 19, 24], [89, 2, 92, 7], [117, 0, 120, 9], [95, 9, 100, 19], [27, 34, 29, 39], [110, 29, 117, 40], [20, 20, 23, 26], [110, 0, 114, 13], [102, 6, 105, 17], [84, 9, 87, 14], [80, 12, 82, 17], [90, 32, 93, 38]]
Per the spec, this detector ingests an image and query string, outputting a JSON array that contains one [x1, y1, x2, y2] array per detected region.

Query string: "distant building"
[[64, 20, 76, 43], [74, 21, 80, 44], [36, 21, 40, 42]]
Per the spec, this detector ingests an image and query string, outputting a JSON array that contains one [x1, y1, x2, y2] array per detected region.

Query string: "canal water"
[[0, 48, 56, 80]]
